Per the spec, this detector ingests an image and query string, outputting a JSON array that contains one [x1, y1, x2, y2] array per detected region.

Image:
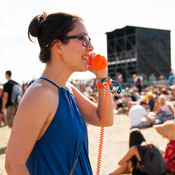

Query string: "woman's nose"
[[86, 42, 94, 51]]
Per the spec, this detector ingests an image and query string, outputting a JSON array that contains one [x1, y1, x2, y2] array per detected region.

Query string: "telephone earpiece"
[[88, 54, 108, 70]]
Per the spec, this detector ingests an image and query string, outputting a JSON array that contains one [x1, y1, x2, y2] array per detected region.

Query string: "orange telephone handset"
[[88, 54, 108, 70]]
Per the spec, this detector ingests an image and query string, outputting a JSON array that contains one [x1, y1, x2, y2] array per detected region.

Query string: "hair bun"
[[28, 12, 47, 40]]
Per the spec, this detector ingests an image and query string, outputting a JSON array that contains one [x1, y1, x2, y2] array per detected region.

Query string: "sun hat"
[[154, 120, 175, 140]]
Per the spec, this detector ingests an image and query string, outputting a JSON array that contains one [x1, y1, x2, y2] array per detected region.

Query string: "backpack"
[[11, 84, 23, 105]]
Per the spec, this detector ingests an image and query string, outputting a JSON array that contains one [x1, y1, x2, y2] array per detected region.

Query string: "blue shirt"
[[27, 78, 93, 175], [169, 75, 174, 85]]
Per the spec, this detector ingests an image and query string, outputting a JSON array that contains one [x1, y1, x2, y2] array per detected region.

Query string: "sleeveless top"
[[160, 101, 175, 115], [26, 78, 93, 175]]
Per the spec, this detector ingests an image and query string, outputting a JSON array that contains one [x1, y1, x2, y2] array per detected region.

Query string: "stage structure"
[[106, 26, 171, 81]]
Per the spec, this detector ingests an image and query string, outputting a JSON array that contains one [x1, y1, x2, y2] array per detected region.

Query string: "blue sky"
[[0, 0, 175, 84]]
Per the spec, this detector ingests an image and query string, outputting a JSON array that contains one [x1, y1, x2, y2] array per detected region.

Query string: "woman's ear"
[[52, 40, 62, 54]]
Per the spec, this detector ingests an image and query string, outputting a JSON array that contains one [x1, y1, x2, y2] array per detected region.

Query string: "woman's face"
[[159, 97, 165, 105], [61, 21, 94, 72]]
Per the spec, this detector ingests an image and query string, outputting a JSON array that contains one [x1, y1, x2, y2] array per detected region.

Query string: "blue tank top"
[[26, 78, 93, 175]]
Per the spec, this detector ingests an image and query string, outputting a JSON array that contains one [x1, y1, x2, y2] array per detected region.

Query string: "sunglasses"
[[61, 34, 91, 48]]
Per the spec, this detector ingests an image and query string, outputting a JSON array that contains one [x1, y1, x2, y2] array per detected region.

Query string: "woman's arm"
[[164, 105, 174, 121], [70, 62, 114, 126], [71, 83, 113, 126], [118, 146, 140, 165], [5, 84, 56, 175]]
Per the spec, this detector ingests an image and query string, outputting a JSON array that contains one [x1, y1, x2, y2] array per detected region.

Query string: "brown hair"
[[129, 129, 146, 148], [129, 129, 156, 169], [5, 70, 12, 78], [28, 12, 83, 63]]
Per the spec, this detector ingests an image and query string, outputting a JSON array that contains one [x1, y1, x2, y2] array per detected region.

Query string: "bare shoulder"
[[19, 80, 59, 116], [24, 80, 58, 100]]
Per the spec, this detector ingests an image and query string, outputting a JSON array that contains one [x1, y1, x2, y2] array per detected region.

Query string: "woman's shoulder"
[[24, 80, 58, 103]]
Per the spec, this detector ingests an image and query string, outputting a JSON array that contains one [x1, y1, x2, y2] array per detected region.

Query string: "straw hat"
[[154, 120, 175, 140]]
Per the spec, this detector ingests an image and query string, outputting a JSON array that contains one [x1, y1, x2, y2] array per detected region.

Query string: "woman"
[[109, 129, 166, 175], [155, 120, 175, 174], [5, 12, 113, 175], [155, 94, 175, 123]]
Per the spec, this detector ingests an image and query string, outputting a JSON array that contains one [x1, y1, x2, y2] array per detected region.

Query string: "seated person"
[[153, 94, 161, 113], [129, 101, 155, 129], [108, 129, 166, 175], [154, 120, 175, 174], [155, 95, 175, 124]]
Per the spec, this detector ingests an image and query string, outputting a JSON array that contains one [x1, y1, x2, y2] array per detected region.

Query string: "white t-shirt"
[[129, 105, 148, 126]]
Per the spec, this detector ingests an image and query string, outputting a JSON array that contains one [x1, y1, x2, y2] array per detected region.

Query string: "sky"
[[0, 0, 175, 84]]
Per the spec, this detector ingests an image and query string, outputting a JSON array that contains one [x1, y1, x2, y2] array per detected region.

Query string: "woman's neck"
[[41, 63, 73, 88]]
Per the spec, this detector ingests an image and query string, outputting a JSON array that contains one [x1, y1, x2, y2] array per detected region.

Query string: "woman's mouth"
[[81, 55, 89, 61]]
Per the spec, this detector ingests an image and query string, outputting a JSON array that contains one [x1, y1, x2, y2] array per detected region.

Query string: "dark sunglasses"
[[61, 34, 91, 48]]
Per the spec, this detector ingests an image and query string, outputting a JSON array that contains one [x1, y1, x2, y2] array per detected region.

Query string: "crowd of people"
[[1, 69, 175, 173], [1, 70, 175, 130], [1, 69, 175, 174], [0, 11, 175, 175], [71, 72, 175, 174]]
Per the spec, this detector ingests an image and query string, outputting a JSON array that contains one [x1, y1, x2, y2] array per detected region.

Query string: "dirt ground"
[[0, 114, 169, 175]]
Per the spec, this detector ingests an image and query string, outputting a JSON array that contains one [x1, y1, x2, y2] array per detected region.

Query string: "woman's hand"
[[87, 53, 108, 78], [87, 64, 108, 78]]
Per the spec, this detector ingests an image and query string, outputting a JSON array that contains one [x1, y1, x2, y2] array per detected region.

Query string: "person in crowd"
[[113, 94, 123, 110], [0, 85, 6, 126], [108, 129, 166, 175], [129, 89, 137, 102], [154, 120, 175, 174], [22, 82, 29, 94], [153, 94, 161, 113], [1, 70, 19, 128], [129, 101, 155, 129], [169, 86, 175, 101], [133, 87, 140, 101], [168, 71, 174, 86], [142, 74, 148, 88], [159, 75, 165, 80], [115, 72, 123, 84], [5, 12, 113, 175], [134, 73, 143, 94], [148, 73, 156, 85], [155, 95, 175, 124], [147, 92, 154, 112]]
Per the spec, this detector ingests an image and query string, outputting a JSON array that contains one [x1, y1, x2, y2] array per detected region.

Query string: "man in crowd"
[[129, 101, 155, 129], [1, 70, 19, 128]]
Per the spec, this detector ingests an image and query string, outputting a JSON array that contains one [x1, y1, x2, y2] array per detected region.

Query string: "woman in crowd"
[[109, 129, 166, 175], [155, 94, 175, 123], [5, 12, 113, 175], [155, 120, 175, 174]]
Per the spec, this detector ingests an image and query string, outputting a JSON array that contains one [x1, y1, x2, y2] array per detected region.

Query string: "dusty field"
[[0, 114, 168, 175]]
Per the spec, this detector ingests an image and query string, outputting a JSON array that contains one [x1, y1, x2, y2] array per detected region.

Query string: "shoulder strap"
[[39, 77, 60, 89]]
